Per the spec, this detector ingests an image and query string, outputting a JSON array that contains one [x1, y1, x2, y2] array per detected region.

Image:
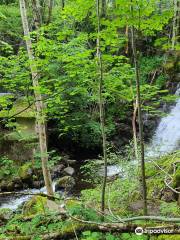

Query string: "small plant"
[[33, 150, 62, 170], [0, 156, 17, 179], [160, 202, 180, 217]]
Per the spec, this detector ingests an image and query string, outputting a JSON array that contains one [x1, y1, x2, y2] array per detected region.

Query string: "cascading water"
[[0, 182, 56, 210], [1, 88, 180, 210], [147, 87, 180, 157]]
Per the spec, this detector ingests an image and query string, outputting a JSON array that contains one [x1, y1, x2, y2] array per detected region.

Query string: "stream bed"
[[1, 87, 180, 211]]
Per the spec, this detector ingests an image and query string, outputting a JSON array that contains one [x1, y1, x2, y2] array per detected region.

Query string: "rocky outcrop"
[[63, 167, 75, 176]]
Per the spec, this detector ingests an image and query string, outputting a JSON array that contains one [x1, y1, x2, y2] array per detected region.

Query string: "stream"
[[1, 88, 180, 210]]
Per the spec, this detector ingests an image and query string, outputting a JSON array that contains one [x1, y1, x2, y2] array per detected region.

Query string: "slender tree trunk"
[[131, 24, 147, 215], [125, 25, 129, 54], [172, 0, 179, 50], [101, 0, 106, 17], [62, 0, 65, 10], [19, 0, 53, 196], [31, 0, 42, 28], [132, 98, 138, 160], [96, 0, 107, 217], [47, 0, 54, 24]]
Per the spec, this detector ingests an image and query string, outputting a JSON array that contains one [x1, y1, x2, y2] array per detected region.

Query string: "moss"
[[23, 196, 47, 216], [156, 235, 180, 240], [147, 178, 164, 199], [146, 163, 157, 177], [18, 163, 33, 180], [173, 167, 180, 188]]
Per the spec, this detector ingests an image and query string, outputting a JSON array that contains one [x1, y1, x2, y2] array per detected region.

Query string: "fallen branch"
[[0, 191, 60, 200]]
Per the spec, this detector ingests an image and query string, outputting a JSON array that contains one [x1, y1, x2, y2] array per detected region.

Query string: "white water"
[[0, 182, 56, 210], [147, 88, 180, 157], [1, 89, 180, 210]]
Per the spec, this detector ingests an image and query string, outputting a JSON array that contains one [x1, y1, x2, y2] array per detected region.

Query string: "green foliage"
[[81, 231, 120, 240], [34, 150, 62, 170], [67, 204, 101, 222], [0, 156, 17, 180], [159, 202, 180, 217]]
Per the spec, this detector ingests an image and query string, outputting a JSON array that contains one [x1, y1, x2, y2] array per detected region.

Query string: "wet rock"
[[55, 176, 75, 192], [63, 167, 75, 176]]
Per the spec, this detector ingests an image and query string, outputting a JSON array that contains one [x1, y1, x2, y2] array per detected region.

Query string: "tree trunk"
[[47, 0, 54, 24], [62, 0, 65, 10], [31, 0, 42, 28], [101, 0, 106, 17], [19, 0, 53, 196], [132, 98, 139, 160], [130, 17, 147, 215], [172, 0, 179, 50], [96, 0, 107, 217]]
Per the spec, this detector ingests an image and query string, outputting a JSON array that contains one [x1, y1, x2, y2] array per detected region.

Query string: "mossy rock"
[[23, 196, 47, 216], [55, 176, 75, 191], [0, 208, 13, 224], [18, 163, 33, 181]]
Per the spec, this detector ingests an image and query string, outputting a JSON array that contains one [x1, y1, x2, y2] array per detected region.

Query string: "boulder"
[[18, 163, 33, 182], [52, 164, 65, 178], [63, 167, 75, 176], [55, 176, 75, 192], [23, 196, 65, 216], [23, 196, 47, 216], [46, 200, 66, 214]]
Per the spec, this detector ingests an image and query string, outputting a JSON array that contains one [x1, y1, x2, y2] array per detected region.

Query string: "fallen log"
[[8, 224, 180, 240]]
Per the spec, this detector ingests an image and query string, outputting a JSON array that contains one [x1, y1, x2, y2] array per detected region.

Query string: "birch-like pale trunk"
[[19, 0, 53, 196], [172, 0, 179, 50], [96, 0, 107, 217]]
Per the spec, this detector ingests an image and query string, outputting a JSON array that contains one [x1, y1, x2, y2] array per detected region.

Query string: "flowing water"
[[146, 88, 180, 157], [0, 182, 56, 210], [1, 88, 180, 210]]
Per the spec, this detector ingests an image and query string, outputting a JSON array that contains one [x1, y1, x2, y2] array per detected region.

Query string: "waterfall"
[[147, 88, 180, 157], [1, 89, 180, 210]]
